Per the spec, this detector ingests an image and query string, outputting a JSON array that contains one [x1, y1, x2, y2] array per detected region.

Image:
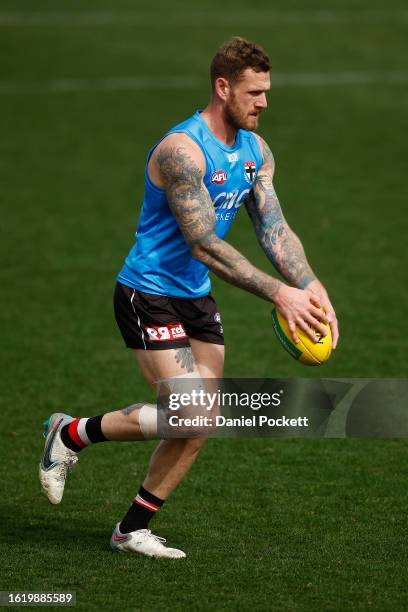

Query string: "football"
[[271, 307, 332, 365]]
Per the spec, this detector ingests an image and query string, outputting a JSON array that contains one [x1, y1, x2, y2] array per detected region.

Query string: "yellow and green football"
[[271, 307, 332, 366]]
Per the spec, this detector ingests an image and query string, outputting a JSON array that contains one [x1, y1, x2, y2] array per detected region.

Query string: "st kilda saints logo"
[[244, 161, 256, 184]]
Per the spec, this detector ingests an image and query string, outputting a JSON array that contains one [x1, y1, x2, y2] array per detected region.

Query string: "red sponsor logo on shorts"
[[145, 324, 187, 342]]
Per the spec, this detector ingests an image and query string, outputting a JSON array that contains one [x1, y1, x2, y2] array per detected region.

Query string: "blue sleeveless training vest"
[[117, 110, 263, 298]]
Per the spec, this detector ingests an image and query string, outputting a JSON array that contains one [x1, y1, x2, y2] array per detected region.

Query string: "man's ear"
[[214, 77, 230, 102]]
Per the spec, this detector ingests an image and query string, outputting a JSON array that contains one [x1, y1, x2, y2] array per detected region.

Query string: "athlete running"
[[39, 37, 339, 559]]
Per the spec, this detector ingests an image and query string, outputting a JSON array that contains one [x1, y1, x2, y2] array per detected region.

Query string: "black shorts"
[[113, 282, 224, 350]]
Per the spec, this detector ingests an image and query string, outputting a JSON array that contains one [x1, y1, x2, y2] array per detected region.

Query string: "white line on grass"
[[1, 71, 408, 95], [0, 76, 203, 94], [0, 10, 408, 27], [273, 71, 408, 86]]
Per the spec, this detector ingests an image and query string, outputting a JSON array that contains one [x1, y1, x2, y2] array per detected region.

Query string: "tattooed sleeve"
[[246, 136, 316, 289], [156, 140, 283, 302]]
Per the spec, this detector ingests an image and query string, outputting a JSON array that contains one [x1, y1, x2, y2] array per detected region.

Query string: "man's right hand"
[[274, 285, 329, 344]]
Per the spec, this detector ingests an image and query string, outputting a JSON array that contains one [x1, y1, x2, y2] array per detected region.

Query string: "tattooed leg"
[[102, 402, 154, 441], [121, 402, 145, 416], [96, 347, 199, 441], [174, 347, 196, 373]]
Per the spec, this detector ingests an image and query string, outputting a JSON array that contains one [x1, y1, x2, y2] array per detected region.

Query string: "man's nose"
[[256, 93, 268, 109]]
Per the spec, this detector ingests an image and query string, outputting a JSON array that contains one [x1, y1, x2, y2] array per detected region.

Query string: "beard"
[[224, 92, 259, 131]]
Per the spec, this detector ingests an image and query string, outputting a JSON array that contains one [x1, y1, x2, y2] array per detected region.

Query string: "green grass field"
[[1, 1, 407, 610]]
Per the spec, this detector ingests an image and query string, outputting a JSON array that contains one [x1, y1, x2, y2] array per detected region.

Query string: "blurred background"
[[1, 1, 407, 609]]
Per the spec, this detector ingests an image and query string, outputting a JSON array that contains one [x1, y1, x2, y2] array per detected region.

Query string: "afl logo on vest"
[[211, 170, 228, 185], [244, 161, 256, 184]]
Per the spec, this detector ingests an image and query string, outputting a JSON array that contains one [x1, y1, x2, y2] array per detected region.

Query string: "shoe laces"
[[147, 530, 166, 545]]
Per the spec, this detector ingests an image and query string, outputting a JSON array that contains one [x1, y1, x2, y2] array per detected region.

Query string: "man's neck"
[[200, 101, 237, 148]]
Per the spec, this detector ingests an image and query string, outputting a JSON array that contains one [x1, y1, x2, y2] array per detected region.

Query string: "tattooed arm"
[[151, 133, 332, 344], [247, 135, 338, 347], [247, 135, 316, 288], [151, 133, 284, 304]]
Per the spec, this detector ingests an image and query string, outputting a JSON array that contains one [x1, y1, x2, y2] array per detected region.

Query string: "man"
[[39, 37, 338, 559]]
